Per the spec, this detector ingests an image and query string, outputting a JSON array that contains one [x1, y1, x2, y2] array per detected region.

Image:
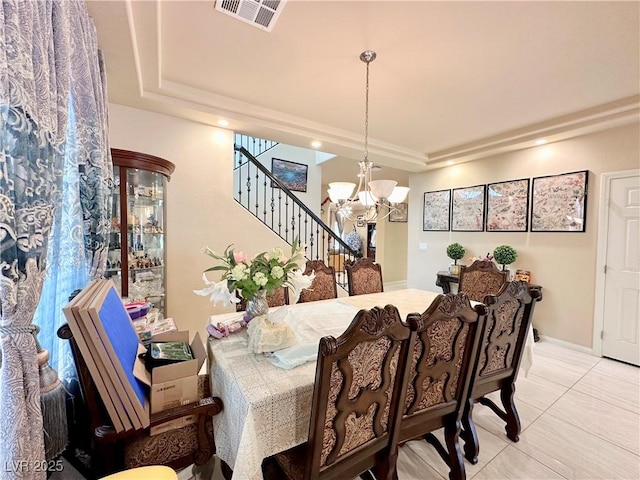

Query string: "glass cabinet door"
[[126, 167, 167, 313], [107, 149, 175, 317]]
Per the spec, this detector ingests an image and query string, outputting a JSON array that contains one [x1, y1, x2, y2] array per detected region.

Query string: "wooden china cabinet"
[[106, 149, 175, 316]]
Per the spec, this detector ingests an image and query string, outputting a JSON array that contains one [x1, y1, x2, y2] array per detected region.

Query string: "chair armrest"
[[95, 396, 223, 443]]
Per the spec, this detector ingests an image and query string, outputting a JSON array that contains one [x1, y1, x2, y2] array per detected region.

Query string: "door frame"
[[592, 168, 640, 356]]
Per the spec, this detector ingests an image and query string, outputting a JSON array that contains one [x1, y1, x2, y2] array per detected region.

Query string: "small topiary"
[[446, 243, 465, 265], [493, 245, 517, 270]]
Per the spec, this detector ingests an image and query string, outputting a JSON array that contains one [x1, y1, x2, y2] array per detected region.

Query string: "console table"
[[435, 270, 542, 341]]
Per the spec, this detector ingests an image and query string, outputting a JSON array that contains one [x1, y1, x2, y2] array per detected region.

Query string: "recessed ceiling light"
[[535, 138, 547, 146], [311, 140, 322, 149], [217, 119, 229, 127], [446, 160, 454, 166]]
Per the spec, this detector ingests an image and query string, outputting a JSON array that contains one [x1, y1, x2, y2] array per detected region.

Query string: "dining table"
[[207, 288, 444, 480]]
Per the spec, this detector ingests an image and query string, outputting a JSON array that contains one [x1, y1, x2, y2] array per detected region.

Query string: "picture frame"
[[452, 184, 486, 232], [389, 203, 408, 223], [356, 215, 366, 227], [531, 170, 588, 232], [486, 178, 530, 232], [270, 158, 308, 192], [422, 189, 451, 231]]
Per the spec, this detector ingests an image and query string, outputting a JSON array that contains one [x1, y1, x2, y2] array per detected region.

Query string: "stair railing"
[[234, 134, 279, 167], [233, 145, 359, 289]]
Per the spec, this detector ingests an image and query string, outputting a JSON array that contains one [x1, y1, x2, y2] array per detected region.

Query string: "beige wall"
[[109, 104, 292, 339], [407, 122, 640, 348]]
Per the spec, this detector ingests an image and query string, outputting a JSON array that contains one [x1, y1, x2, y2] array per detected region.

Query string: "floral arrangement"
[[193, 239, 313, 307]]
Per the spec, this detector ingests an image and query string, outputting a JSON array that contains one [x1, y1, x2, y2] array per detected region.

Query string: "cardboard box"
[[149, 414, 197, 436], [134, 331, 206, 414]]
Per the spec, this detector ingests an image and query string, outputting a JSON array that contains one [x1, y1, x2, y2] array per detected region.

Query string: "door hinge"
[[604, 265, 607, 274], [601, 330, 604, 340]]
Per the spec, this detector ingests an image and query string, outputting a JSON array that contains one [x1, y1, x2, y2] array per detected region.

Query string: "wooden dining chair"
[[263, 305, 414, 480], [457, 260, 508, 303], [57, 324, 224, 479], [397, 293, 487, 480], [299, 259, 338, 303], [235, 286, 289, 311], [460, 281, 542, 465], [345, 257, 383, 296]]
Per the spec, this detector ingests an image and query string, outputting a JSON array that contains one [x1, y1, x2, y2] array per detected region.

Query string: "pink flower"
[[234, 251, 247, 263]]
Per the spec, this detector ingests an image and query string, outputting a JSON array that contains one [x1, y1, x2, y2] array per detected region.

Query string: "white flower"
[[253, 271, 268, 287], [193, 273, 239, 307], [271, 265, 284, 279], [286, 269, 315, 303], [288, 243, 306, 270], [267, 247, 285, 262], [230, 263, 248, 281]]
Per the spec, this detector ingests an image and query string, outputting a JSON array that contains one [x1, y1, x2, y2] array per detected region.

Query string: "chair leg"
[[461, 398, 479, 465], [220, 459, 233, 480], [371, 448, 399, 480], [443, 420, 466, 480], [500, 383, 521, 442]]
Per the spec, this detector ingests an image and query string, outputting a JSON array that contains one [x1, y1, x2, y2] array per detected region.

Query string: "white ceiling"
[[87, 0, 639, 180]]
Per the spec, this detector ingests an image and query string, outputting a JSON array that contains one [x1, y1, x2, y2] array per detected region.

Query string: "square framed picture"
[[389, 203, 408, 222], [270, 158, 308, 192], [531, 170, 588, 232], [423, 189, 451, 231], [356, 215, 366, 227], [486, 178, 530, 232], [452, 184, 486, 232]]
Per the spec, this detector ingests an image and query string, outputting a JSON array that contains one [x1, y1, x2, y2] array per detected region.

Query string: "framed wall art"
[[452, 184, 486, 232], [389, 203, 408, 223], [531, 170, 588, 232], [485, 178, 530, 232], [356, 215, 366, 227], [270, 158, 308, 192], [422, 189, 451, 231]]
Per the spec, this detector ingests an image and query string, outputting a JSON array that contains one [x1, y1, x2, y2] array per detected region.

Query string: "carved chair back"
[[461, 281, 542, 464], [345, 257, 383, 296], [458, 260, 508, 303], [398, 293, 486, 480], [235, 286, 289, 312], [299, 260, 338, 303], [305, 305, 413, 479]]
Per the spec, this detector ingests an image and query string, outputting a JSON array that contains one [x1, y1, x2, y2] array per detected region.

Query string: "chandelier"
[[327, 50, 409, 224]]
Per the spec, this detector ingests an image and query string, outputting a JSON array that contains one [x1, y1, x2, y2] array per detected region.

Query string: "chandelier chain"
[[364, 59, 370, 163]]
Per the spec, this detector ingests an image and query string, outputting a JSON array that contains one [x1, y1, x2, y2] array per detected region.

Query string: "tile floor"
[[60, 340, 640, 480]]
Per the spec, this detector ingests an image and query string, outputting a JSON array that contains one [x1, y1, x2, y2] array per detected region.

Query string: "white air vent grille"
[[215, 0, 286, 32]]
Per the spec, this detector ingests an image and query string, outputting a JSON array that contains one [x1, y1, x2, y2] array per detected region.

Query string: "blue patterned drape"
[[0, 1, 111, 478]]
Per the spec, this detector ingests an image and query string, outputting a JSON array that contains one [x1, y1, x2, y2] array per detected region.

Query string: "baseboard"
[[384, 280, 407, 291], [538, 335, 596, 356]]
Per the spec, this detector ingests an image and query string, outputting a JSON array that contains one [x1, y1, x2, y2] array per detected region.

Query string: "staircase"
[[233, 138, 359, 289]]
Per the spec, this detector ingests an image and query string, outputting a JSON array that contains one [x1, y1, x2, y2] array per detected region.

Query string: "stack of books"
[[63, 279, 150, 432]]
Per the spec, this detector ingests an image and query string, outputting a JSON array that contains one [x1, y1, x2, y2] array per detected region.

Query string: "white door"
[[602, 173, 640, 366]]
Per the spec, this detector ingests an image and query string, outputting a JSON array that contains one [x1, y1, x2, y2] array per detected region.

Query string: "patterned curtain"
[[0, 1, 111, 478]]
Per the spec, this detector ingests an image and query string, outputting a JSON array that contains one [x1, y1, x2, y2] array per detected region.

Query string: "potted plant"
[[446, 242, 465, 275], [493, 245, 518, 276]]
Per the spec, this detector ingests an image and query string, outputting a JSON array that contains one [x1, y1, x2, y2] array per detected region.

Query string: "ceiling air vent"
[[215, 0, 286, 32]]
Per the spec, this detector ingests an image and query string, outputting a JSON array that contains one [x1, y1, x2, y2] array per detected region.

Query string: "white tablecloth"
[[207, 288, 534, 480], [207, 289, 441, 480]]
